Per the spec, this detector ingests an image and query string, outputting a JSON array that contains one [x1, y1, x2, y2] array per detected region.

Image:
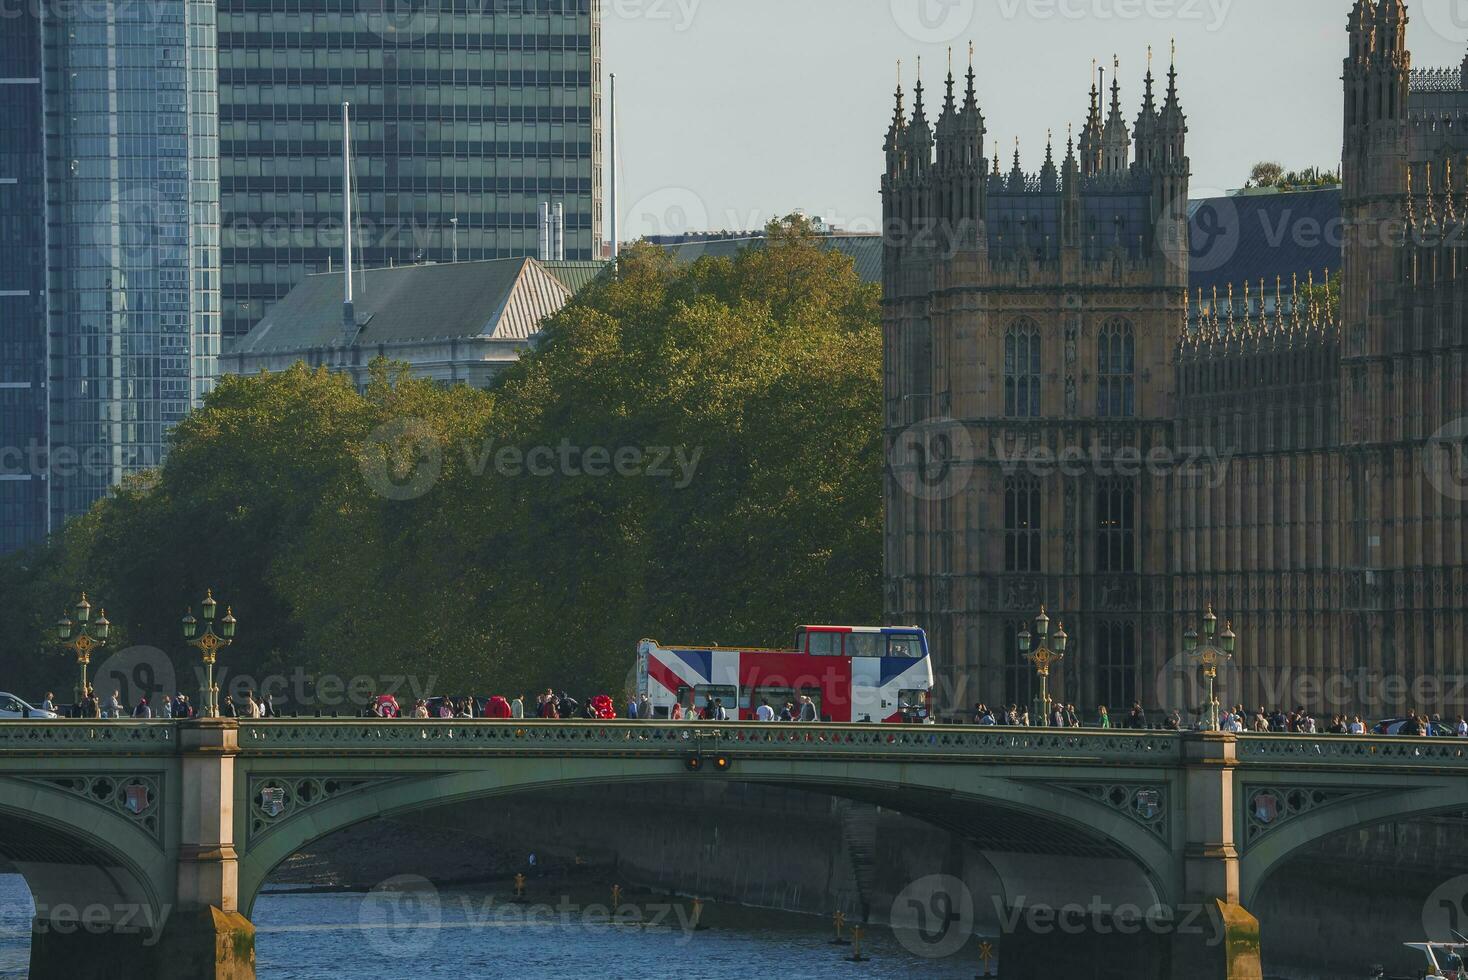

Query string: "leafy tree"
[[0, 216, 883, 707], [1246, 162, 1340, 191]]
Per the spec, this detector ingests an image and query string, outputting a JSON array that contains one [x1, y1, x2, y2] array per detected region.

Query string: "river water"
[[0, 875, 988, 979]]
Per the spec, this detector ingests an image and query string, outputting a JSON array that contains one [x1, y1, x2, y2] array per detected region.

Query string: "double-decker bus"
[[635, 626, 934, 723]]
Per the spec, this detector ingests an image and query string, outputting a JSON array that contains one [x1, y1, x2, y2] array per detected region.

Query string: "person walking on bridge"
[[798, 696, 818, 723]]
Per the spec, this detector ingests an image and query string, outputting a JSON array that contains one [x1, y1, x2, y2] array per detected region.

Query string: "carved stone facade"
[[884, 3, 1468, 718]]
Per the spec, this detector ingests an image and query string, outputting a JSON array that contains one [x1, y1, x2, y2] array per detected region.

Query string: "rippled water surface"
[[0, 875, 987, 979]]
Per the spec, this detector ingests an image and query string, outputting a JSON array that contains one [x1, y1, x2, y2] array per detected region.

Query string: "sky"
[[601, 0, 1468, 240]]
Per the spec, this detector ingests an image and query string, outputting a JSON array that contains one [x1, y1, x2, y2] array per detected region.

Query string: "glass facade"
[[217, 0, 603, 344], [39, 0, 221, 532], [0, 21, 49, 552]]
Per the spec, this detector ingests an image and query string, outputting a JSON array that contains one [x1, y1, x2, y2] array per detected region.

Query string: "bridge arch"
[[0, 776, 173, 937], [235, 755, 1179, 916], [1241, 778, 1468, 908]]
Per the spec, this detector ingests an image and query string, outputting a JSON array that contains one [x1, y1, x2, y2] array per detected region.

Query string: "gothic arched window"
[[1096, 620, 1137, 712], [1097, 318, 1135, 418], [1004, 476, 1042, 573], [1005, 319, 1041, 418], [1096, 477, 1136, 573]]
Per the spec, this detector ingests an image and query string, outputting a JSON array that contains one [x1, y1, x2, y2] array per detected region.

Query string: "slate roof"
[[1187, 187, 1343, 294], [540, 260, 611, 295], [230, 257, 589, 355]]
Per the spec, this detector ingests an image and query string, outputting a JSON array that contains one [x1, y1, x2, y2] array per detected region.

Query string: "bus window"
[[898, 689, 931, 722], [846, 633, 881, 658], [749, 687, 795, 716], [693, 685, 737, 718], [809, 632, 841, 656], [887, 634, 922, 658]]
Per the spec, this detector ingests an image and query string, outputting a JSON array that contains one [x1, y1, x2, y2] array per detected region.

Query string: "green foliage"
[[0, 216, 883, 705], [1297, 270, 1342, 324], [1246, 161, 1340, 191]]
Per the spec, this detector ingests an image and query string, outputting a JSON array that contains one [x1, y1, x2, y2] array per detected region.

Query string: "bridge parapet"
[[1235, 733, 1468, 769], [0, 721, 175, 754], [234, 720, 1184, 766]]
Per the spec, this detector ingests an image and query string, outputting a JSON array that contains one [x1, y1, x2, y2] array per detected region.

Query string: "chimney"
[[552, 202, 565, 262]]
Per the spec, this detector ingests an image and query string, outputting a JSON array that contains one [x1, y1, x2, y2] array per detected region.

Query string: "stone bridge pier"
[[22, 720, 254, 980]]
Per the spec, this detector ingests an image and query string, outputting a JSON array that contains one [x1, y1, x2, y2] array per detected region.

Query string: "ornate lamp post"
[[183, 590, 237, 718], [55, 593, 111, 708], [1018, 606, 1068, 725], [1183, 604, 1237, 731]]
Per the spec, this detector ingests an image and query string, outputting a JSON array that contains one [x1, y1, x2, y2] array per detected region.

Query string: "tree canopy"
[[1245, 161, 1341, 191], [0, 217, 883, 709]]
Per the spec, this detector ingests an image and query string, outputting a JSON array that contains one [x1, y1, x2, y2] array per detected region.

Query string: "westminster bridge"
[[5, 721, 1468, 979]]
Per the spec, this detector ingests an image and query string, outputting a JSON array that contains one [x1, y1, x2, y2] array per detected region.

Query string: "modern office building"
[[0, 20, 49, 553], [0, 1, 222, 553], [217, 0, 604, 345]]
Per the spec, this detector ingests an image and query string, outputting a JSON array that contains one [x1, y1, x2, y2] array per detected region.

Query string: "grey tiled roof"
[[1187, 188, 1342, 293], [230, 257, 579, 354]]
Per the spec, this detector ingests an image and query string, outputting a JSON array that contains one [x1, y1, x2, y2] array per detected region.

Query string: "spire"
[[1008, 136, 1026, 191], [1100, 54, 1131, 173], [1080, 58, 1104, 176], [1134, 45, 1160, 169], [1445, 158, 1458, 224], [964, 40, 978, 112], [1041, 128, 1058, 191], [911, 58, 928, 129], [1162, 39, 1183, 116], [885, 60, 906, 151], [943, 47, 957, 117], [992, 140, 1001, 177]]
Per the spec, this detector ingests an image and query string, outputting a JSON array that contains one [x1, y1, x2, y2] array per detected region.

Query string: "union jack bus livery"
[[635, 626, 934, 723]]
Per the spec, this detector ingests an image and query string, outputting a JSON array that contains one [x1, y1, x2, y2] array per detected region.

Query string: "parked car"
[[0, 693, 58, 720], [1372, 718, 1455, 737]]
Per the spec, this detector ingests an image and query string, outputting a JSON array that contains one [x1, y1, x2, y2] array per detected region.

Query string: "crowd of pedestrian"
[[42, 686, 1468, 737], [58, 687, 206, 720], [966, 700, 1468, 735]]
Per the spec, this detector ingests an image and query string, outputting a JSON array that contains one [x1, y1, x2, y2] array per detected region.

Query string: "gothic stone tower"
[[1339, 0, 1468, 706], [883, 51, 1189, 713]]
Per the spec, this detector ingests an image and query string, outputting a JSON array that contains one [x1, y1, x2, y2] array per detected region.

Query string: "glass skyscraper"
[[0, 20, 49, 553], [217, 0, 604, 344], [0, 1, 221, 553]]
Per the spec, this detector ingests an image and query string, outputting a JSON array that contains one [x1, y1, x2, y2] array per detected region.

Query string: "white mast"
[[609, 73, 618, 262], [342, 101, 355, 338]]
